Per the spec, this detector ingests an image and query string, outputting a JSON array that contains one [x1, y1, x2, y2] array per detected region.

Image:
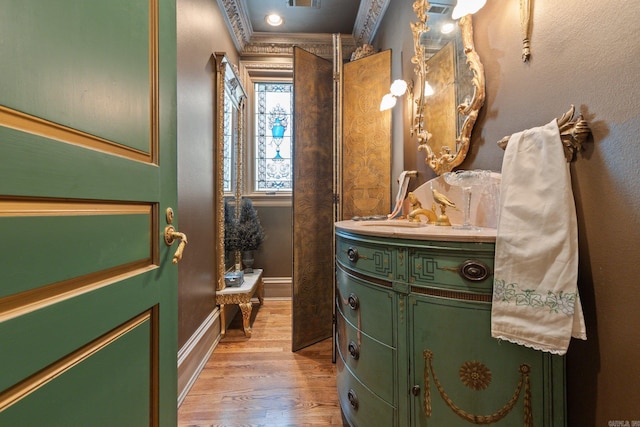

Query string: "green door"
[[0, 1, 178, 425]]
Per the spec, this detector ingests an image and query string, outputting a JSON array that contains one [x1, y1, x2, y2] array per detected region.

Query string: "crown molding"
[[217, 0, 383, 59], [216, 0, 252, 52], [353, 0, 391, 45], [243, 32, 356, 60]]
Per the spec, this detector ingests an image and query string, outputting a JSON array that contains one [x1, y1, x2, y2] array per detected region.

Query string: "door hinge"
[[333, 193, 340, 204]]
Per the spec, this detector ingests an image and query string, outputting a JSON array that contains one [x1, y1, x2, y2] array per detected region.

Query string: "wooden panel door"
[[0, 1, 178, 425], [291, 47, 335, 351]]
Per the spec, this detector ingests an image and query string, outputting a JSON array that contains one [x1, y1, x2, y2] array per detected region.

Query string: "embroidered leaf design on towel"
[[515, 289, 544, 307], [493, 280, 576, 317]]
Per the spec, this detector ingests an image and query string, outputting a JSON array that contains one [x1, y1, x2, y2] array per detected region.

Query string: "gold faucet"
[[407, 192, 437, 223]]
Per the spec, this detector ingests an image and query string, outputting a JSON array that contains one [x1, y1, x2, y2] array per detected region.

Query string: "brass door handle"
[[164, 225, 188, 264]]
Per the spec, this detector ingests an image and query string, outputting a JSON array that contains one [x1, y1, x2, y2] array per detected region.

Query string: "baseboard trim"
[[263, 276, 291, 299], [177, 308, 221, 406]]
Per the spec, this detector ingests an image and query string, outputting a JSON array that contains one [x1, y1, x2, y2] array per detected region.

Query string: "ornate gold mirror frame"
[[411, 1, 485, 175], [215, 52, 246, 290]]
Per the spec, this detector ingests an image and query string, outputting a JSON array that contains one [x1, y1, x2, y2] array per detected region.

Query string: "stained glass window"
[[254, 82, 293, 192]]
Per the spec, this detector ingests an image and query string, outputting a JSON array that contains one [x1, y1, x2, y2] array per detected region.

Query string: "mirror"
[[411, 1, 485, 175], [215, 53, 246, 290]]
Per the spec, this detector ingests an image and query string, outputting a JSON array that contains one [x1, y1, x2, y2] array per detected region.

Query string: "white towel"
[[388, 171, 415, 219], [491, 119, 586, 355]]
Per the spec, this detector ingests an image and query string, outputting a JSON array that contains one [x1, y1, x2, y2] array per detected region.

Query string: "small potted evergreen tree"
[[235, 198, 265, 273], [223, 199, 239, 254]]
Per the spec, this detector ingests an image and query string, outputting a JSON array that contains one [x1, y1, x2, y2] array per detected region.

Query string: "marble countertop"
[[335, 219, 497, 243]]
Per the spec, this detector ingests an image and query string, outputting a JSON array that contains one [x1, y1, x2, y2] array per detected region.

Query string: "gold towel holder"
[[497, 105, 591, 162]]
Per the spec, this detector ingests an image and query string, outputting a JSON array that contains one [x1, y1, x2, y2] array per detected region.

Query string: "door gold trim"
[[0, 261, 156, 324], [149, 0, 159, 165], [0, 106, 151, 163], [0, 0, 161, 165], [0, 199, 152, 217], [0, 310, 153, 412]]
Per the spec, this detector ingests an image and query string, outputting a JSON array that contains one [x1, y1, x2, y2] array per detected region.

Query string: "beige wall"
[[377, 0, 640, 423], [176, 0, 238, 347], [252, 204, 293, 278]]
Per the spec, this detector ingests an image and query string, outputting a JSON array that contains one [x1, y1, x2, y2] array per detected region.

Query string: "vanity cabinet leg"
[[239, 302, 253, 337]]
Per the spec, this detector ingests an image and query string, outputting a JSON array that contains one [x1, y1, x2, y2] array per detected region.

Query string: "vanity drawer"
[[337, 349, 396, 427], [336, 309, 395, 404], [336, 264, 394, 346], [408, 245, 495, 294], [336, 234, 396, 282]]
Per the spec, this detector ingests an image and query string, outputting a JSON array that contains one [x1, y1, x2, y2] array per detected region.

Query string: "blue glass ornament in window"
[[271, 118, 285, 138]]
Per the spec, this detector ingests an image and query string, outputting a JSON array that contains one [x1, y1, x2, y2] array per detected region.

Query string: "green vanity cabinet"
[[335, 225, 566, 426]]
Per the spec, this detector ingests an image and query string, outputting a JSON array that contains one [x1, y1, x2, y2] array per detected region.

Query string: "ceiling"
[[216, 0, 392, 59], [246, 0, 361, 34]]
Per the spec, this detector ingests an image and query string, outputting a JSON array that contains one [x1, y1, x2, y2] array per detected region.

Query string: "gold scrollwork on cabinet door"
[[422, 350, 532, 426]]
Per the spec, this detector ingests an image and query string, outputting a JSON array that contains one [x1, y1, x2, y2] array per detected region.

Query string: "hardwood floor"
[[178, 300, 345, 427]]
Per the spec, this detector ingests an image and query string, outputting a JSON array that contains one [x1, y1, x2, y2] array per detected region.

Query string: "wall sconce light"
[[390, 79, 408, 97], [423, 81, 434, 96], [380, 79, 409, 111], [380, 93, 397, 111], [451, 0, 487, 20]]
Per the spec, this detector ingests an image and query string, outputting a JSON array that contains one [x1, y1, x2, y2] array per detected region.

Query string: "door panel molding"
[[0, 106, 151, 163], [0, 309, 157, 424], [0, 199, 157, 300], [0, 262, 156, 324]]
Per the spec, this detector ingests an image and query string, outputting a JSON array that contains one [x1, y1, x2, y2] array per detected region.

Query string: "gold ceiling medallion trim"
[[0, 310, 152, 411], [0, 199, 152, 217], [0, 261, 155, 324], [0, 106, 150, 163], [423, 350, 532, 426]]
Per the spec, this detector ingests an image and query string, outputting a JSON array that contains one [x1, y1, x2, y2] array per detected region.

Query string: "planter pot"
[[242, 250, 255, 273]]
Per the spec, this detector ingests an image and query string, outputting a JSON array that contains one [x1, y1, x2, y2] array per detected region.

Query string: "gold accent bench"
[[216, 269, 264, 337]]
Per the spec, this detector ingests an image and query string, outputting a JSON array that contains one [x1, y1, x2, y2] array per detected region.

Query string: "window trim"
[[240, 59, 294, 206]]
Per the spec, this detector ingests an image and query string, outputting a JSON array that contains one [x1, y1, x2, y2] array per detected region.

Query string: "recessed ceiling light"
[[265, 14, 284, 27]]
